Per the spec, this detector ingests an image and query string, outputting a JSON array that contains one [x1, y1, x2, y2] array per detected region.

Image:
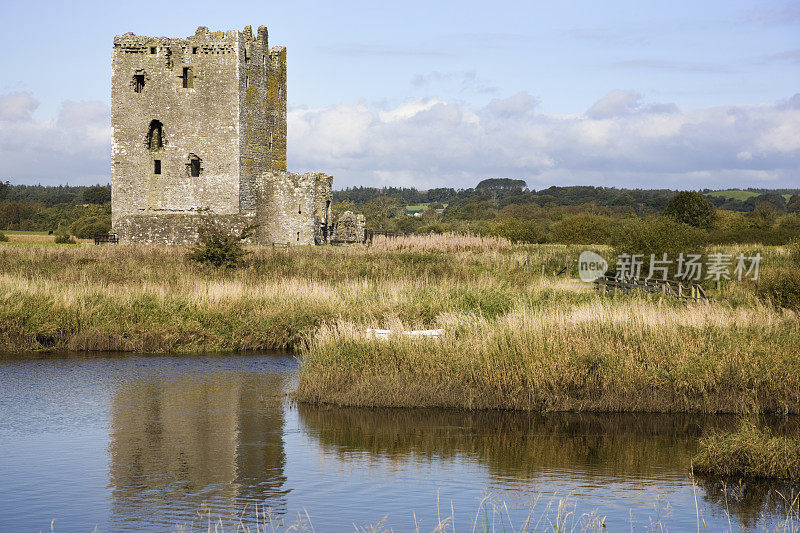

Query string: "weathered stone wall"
[[266, 47, 287, 173], [111, 28, 242, 224], [238, 25, 285, 212], [111, 26, 327, 246], [253, 172, 332, 245], [333, 211, 366, 244], [115, 213, 256, 245]]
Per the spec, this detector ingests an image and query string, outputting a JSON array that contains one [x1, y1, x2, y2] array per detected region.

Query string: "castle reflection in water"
[[107, 370, 288, 526]]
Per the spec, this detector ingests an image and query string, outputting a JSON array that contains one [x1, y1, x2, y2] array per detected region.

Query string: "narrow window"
[[154, 160, 161, 174], [132, 74, 145, 93], [150, 46, 156, 54], [146, 120, 164, 150], [182, 67, 194, 89], [298, 203, 302, 214], [297, 231, 300, 242], [268, 132, 273, 151], [192, 46, 198, 54], [187, 154, 202, 177]]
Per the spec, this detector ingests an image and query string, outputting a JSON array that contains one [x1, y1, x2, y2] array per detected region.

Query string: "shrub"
[[663, 191, 715, 227], [756, 268, 800, 310], [549, 213, 614, 244], [54, 232, 77, 244], [69, 214, 111, 239], [187, 222, 254, 268], [0, 231, 7, 242], [611, 216, 707, 258], [485, 217, 544, 243]]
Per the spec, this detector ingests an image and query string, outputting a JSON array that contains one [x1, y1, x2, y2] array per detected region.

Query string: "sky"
[[0, 0, 798, 190]]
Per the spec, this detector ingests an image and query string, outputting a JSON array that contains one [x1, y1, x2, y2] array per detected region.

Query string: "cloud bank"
[[0, 92, 110, 185], [1, 90, 798, 190], [290, 91, 800, 189]]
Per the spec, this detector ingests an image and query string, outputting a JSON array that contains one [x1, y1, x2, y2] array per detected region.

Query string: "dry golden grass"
[[296, 297, 800, 414], [2, 238, 798, 415]]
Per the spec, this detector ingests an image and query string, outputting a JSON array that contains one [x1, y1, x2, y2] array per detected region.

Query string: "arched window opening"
[[298, 203, 302, 214], [186, 153, 202, 177], [146, 120, 164, 151], [297, 231, 300, 242]]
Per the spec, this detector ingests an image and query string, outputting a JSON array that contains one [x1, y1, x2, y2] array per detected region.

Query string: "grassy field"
[[1, 235, 799, 416], [706, 190, 793, 202]]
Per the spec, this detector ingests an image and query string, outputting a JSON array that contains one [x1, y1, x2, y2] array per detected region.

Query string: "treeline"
[[334, 184, 800, 246], [0, 182, 111, 237]]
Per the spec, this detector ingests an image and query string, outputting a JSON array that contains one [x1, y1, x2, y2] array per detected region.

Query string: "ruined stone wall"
[[115, 213, 256, 245], [238, 26, 270, 212], [111, 26, 324, 246], [253, 172, 331, 245], [111, 28, 243, 229], [266, 47, 287, 173]]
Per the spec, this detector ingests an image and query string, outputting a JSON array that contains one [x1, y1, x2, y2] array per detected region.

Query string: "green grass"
[[3, 237, 799, 416], [706, 190, 793, 202], [405, 203, 430, 213], [2, 230, 50, 235], [693, 421, 800, 480]]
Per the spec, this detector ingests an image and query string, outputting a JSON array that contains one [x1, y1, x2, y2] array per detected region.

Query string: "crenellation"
[[112, 25, 336, 246]]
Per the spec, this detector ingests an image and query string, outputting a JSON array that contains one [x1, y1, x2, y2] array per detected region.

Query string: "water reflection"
[[298, 405, 800, 527], [109, 369, 288, 528]]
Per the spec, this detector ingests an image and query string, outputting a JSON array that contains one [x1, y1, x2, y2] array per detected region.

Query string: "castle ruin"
[[111, 26, 333, 245]]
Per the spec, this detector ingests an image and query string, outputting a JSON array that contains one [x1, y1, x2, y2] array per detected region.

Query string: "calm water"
[[1, 353, 798, 532]]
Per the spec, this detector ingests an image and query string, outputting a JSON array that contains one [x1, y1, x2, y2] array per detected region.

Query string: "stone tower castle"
[[111, 26, 333, 245]]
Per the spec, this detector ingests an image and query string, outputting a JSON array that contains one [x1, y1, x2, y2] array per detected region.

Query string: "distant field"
[[405, 203, 430, 213], [3, 230, 49, 235], [706, 190, 793, 202]]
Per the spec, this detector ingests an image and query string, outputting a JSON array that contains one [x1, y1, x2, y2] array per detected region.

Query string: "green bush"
[[187, 223, 254, 268], [69, 214, 111, 239], [0, 231, 8, 242], [549, 213, 614, 244], [485, 217, 544, 243], [663, 191, 715, 227], [54, 232, 77, 244], [611, 216, 707, 258], [756, 268, 800, 310]]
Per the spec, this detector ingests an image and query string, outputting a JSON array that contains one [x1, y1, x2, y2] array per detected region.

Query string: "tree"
[[360, 196, 406, 230], [476, 178, 527, 191], [787, 194, 800, 213], [83, 185, 111, 204], [663, 191, 715, 227]]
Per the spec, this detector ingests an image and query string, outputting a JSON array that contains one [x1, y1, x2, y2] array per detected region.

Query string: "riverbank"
[[3, 237, 799, 417], [0, 235, 563, 352]]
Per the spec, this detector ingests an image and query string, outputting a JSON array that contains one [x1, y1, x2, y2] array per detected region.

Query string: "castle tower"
[[111, 26, 328, 245]]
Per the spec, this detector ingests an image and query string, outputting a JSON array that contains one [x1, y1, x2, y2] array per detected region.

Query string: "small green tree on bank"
[[187, 222, 255, 268], [663, 191, 715, 227]]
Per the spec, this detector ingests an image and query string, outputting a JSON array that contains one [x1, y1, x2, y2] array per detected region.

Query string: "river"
[[0, 353, 797, 531]]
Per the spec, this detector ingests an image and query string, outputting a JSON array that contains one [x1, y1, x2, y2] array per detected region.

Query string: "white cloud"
[[289, 91, 800, 189], [1, 90, 798, 190], [0, 93, 110, 184]]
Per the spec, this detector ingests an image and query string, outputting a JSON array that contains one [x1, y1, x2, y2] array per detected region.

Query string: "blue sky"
[[0, 0, 798, 189]]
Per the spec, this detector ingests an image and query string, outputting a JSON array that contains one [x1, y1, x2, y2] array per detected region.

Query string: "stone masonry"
[[111, 26, 333, 245]]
